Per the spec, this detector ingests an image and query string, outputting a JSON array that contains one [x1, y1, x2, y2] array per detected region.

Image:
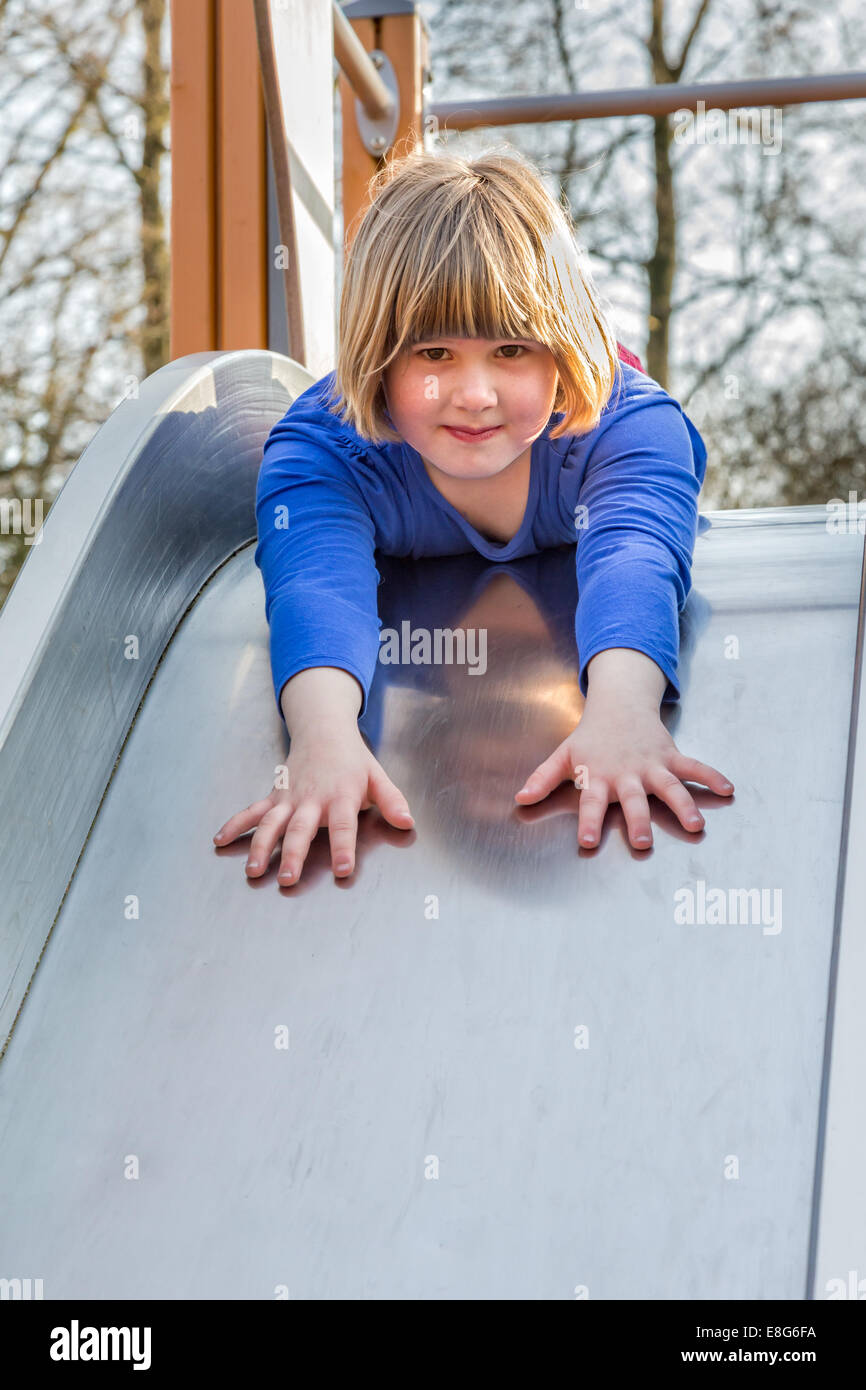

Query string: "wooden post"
[[339, 1, 429, 261], [169, 0, 216, 357], [169, 0, 268, 357]]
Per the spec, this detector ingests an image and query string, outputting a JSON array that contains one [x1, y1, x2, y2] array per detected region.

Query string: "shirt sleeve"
[[254, 411, 382, 723], [574, 382, 705, 704]]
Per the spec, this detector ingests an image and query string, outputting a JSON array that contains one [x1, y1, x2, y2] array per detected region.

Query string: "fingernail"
[[214, 831, 224, 841], [247, 859, 260, 870], [335, 861, 351, 873], [720, 781, 733, 792], [635, 835, 651, 845]]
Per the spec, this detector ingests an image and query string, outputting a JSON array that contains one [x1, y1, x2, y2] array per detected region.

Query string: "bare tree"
[[645, 0, 712, 386], [0, 0, 169, 606], [420, 0, 866, 508]]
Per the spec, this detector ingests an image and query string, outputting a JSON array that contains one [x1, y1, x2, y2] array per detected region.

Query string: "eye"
[[416, 344, 527, 361]]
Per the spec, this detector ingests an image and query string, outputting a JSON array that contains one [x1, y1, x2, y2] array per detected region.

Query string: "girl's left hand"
[[514, 702, 734, 850]]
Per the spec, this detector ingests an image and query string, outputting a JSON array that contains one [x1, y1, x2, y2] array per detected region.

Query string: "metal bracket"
[[355, 50, 400, 157]]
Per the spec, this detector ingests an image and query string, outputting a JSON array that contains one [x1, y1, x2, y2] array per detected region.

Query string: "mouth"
[[443, 425, 503, 442]]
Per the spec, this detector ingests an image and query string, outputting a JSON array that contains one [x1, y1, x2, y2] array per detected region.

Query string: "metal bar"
[[332, 0, 394, 121], [253, 0, 306, 365], [809, 534, 866, 1299], [428, 70, 866, 131]]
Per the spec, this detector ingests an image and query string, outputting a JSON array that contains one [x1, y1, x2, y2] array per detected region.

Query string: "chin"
[[442, 457, 501, 477]]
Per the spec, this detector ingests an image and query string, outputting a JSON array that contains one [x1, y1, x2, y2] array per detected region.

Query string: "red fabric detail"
[[615, 341, 645, 374]]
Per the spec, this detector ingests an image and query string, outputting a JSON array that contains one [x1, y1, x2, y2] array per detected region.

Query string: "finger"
[[670, 754, 734, 796], [515, 743, 575, 803], [614, 777, 654, 849], [576, 781, 610, 849], [246, 803, 293, 876], [328, 798, 361, 877], [645, 767, 705, 834], [275, 804, 323, 885], [214, 799, 276, 845], [368, 767, 414, 828]]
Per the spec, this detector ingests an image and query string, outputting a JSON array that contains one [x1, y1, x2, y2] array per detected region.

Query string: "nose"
[[450, 369, 497, 414]]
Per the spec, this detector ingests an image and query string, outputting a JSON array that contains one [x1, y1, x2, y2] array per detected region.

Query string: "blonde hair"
[[325, 145, 622, 444]]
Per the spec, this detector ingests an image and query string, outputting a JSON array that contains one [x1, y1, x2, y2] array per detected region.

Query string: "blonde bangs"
[[326, 147, 622, 444]]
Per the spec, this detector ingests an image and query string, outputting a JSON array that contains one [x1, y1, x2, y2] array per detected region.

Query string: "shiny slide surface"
[[0, 350, 864, 1300]]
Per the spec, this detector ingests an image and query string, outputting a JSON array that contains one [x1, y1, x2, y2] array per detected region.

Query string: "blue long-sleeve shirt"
[[254, 361, 707, 722]]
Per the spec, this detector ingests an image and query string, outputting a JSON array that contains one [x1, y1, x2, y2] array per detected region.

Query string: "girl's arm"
[[254, 408, 384, 723], [515, 382, 733, 847], [280, 665, 362, 735], [213, 408, 413, 884], [585, 647, 665, 708], [573, 388, 704, 706]]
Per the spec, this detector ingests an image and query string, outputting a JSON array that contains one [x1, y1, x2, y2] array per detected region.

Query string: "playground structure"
[[0, 0, 865, 1299]]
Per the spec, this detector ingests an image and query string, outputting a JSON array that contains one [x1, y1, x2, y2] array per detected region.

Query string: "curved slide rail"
[[0, 349, 314, 1052], [0, 349, 864, 1298]]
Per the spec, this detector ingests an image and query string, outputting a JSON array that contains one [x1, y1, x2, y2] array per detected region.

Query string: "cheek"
[[397, 370, 441, 422], [518, 370, 558, 418], [385, 367, 412, 411]]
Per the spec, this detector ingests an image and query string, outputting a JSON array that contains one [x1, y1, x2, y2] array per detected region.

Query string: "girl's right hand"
[[212, 726, 414, 885]]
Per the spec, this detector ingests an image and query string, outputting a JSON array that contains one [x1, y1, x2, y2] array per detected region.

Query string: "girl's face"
[[382, 337, 560, 482]]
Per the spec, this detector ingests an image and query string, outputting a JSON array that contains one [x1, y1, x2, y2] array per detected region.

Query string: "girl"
[[214, 148, 733, 885]]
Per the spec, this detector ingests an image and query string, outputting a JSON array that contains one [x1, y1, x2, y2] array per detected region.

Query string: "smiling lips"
[[444, 424, 502, 440]]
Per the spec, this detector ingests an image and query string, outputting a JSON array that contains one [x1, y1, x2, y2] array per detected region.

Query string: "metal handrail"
[[332, 0, 394, 121], [428, 70, 866, 131], [253, 0, 306, 364]]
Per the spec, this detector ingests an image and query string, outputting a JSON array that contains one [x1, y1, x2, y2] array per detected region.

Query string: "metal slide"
[[0, 349, 864, 1300]]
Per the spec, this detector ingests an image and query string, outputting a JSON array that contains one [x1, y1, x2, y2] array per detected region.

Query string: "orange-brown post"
[[339, 3, 429, 261], [169, 0, 268, 357]]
